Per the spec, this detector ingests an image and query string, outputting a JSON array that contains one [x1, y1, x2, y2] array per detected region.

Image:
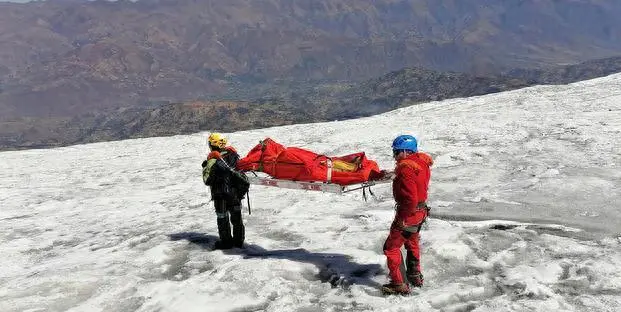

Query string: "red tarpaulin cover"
[[236, 138, 381, 185]]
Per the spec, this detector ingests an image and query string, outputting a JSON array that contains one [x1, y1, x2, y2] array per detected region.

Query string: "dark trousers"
[[214, 198, 245, 247]]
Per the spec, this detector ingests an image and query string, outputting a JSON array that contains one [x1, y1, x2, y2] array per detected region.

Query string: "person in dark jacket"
[[202, 133, 245, 249], [381, 134, 433, 295]]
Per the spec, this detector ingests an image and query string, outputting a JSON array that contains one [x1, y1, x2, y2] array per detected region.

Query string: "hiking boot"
[[214, 240, 234, 250], [406, 272, 424, 287], [233, 240, 244, 249], [381, 282, 410, 295]]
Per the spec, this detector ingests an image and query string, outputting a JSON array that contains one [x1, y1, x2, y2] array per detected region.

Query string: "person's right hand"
[[379, 170, 395, 180]]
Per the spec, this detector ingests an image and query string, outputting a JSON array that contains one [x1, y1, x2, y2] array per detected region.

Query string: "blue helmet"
[[392, 135, 418, 152]]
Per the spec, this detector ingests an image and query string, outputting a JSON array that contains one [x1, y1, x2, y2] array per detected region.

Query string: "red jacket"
[[392, 152, 433, 226]]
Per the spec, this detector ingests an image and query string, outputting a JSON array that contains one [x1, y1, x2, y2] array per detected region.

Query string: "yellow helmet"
[[208, 133, 227, 149]]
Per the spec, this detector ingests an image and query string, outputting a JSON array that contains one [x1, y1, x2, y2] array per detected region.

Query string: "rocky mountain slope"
[[3, 56, 620, 150], [1, 0, 621, 120]]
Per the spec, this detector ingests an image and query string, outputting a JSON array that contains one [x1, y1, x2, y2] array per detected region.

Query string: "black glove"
[[201, 160, 208, 168]]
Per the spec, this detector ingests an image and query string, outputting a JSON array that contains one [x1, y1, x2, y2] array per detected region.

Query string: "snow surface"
[[1, 74, 621, 312]]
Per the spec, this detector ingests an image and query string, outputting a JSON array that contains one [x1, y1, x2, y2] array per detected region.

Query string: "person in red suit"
[[382, 134, 433, 295]]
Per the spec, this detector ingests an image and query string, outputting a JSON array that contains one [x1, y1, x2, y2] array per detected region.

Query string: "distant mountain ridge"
[[2, 56, 620, 150], [1, 0, 621, 119]]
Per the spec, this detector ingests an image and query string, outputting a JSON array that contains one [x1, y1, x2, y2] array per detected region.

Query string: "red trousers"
[[383, 211, 426, 284]]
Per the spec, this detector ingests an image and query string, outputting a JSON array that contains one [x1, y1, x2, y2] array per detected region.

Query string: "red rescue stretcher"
[[236, 138, 394, 195]]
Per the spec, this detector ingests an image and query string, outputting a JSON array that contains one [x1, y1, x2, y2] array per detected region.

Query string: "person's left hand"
[[391, 218, 406, 230], [392, 218, 415, 238]]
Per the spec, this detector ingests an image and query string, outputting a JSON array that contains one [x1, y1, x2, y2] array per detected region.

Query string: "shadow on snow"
[[168, 232, 383, 289]]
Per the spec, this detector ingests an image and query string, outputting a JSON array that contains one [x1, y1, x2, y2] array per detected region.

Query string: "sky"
[[1, 74, 620, 311]]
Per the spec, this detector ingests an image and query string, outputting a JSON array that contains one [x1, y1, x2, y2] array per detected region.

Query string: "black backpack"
[[229, 169, 252, 214], [231, 170, 250, 199]]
